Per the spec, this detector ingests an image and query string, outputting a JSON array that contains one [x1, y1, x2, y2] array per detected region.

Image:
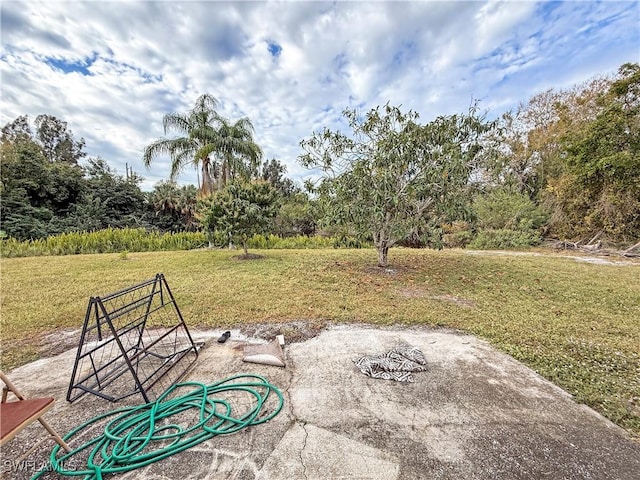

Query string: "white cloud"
[[1, 0, 638, 190]]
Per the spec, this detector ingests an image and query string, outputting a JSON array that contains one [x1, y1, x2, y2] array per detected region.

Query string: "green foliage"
[[274, 192, 317, 237], [0, 228, 208, 257], [469, 229, 541, 249], [199, 181, 278, 255], [0, 230, 371, 258], [1, 115, 154, 241], [143, 94, 262, 195], [473, 189, 548, 231], [442, 222, 474, 248], [1, 130, 86, 240], [72, 158, 147, 231], [245, 233, 366, 249], [146, 181, 199, 232], [260, 158, 296, 197], [543, 63, 640, 242], [34, 114, 86, 164], [300, 102, 495, 267], [469, 189, 546, 249]]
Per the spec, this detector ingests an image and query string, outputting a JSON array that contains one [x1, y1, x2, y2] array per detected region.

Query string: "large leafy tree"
[[34, 114, 86, 164], [1, 116, 86, 239], [300, 103, 494, 267], [488, 76, 609, 199], [260, 158, 296, 197], [143, 94, 262, 196], [199, 181, 278, 256], [259, 158, 314, 237]]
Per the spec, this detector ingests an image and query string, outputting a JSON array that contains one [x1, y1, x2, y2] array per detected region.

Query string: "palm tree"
[[177, 184, 199, 231], [143, 94, 221, 196], [144, 94, 263, 196], [150, 180, 180, 215], [213, 116, 263, 190]]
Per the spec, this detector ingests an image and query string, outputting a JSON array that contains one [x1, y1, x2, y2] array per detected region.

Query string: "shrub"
[[0, 229, 370, 258], [442, 221, 473, 248], [469, 229, 541, 250], [0, 228, 208, 258], [473, 189, 548, 231]]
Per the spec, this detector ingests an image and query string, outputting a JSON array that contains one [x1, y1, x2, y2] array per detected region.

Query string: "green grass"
[[1, 248, 639, 437]]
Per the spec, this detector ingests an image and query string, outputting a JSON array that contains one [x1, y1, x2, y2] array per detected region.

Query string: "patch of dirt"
[[361, 264, 412, 275], [232, 253, 265, 260], [396, 286, 429, 298], [39, 328, 81, 357], [240, 320, 328, 344], [430, 294, 477, 308], [395, 287, 476, 307]]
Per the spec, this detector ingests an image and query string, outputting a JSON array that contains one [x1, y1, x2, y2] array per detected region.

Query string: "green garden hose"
[[34, 374, 284, 480]]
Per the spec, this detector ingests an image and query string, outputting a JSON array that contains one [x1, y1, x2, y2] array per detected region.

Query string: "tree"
[[143, 94, 262, 196], [543, 63, 640, 242], [1, 115, 31, 143], [473, 188, 548, 232], [1, 114, 145, 239], [299, 103, 494, 267], [261, 158, 296, 197], [214, 116, 262, 190], [34, 114, 86, 164], [74, 158, 147, 230], [1, 130, 84, 239], [147, 181, 199, 232], [199, 181, 278, 256], [488, 77, 610, 199], [143, 94, 221, 196], [274, 192, 317, 237]]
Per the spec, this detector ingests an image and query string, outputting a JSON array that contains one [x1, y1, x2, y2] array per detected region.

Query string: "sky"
[[1, 0, 639, 191]]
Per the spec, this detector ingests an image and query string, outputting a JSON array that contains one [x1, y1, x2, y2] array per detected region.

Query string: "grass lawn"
[[1, 248, 638, 437]]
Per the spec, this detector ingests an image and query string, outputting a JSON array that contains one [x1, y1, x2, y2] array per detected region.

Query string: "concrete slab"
[[1, 325, 638, 480], [257, 423, 400, 480]]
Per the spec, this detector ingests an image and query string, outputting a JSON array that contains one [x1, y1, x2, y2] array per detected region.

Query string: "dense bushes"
[[0, 228, 368, 258], [0, 228, 207, 257], [468, 229, 541, 249]]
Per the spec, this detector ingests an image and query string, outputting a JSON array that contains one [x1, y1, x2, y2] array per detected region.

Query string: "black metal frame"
[[67, 274, 200, 403]]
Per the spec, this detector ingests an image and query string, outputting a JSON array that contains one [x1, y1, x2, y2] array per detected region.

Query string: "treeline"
[[0, 114, 316, 245], [1, 63, 638, 257], [479, 62, 640, 247]]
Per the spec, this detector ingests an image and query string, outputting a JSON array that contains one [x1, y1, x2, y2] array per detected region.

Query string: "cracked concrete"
[[2, 324, 639, 480]]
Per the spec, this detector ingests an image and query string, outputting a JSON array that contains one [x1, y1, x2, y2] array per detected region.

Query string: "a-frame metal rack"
[[67, 274, 200, 403]]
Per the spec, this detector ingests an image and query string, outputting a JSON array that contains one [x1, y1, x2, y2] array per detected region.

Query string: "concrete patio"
[[2, 324, 639, 479]]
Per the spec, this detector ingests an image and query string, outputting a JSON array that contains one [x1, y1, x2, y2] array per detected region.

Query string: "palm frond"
[[143, 138, 174, 167], [193, 94, 219, 116], [162, 113, 191, 135]]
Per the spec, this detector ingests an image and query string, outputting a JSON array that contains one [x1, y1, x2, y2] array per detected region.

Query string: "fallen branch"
[[586, 230, 603, 246], [621, 240, 640, 257]]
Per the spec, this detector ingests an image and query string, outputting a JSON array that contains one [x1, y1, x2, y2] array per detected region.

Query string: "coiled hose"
[[34, 374, 284, 480]]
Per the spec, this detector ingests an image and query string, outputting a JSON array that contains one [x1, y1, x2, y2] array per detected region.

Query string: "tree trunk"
[[377, 244, 389, 268], [201, 161, 214, 196], [375, 226, 391, 268]]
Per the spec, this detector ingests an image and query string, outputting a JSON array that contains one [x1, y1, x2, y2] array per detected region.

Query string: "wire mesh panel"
[[67, 274, 200, 403]]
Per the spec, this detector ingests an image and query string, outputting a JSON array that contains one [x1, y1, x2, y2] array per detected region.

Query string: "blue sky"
[[1, 0, 638, 190]]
